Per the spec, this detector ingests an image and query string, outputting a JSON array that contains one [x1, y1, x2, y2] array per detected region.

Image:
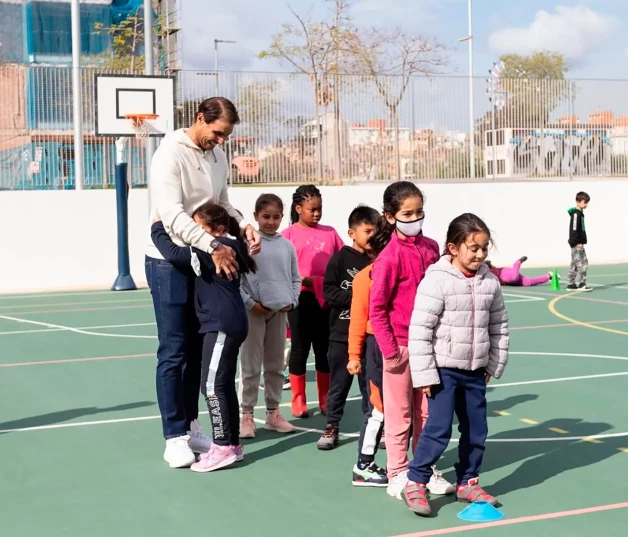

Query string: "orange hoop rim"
[[125, 113, 159, 123]]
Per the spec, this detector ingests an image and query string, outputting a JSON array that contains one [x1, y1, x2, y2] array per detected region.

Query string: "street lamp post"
[[459, 0, 475, 179], [214, 39, 236, 95]]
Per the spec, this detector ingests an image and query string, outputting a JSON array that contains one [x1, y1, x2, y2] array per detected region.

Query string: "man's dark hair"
[[348, 204, 379, 229], [196, 97, 240, 125], [576, 191, 591, 203]]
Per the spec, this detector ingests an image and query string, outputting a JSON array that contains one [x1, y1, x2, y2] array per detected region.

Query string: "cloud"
[[488, 6, 616, 66]]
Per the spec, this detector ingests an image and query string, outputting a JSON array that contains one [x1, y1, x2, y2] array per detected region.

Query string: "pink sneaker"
[[240, 414, 256, 439], [264, 409, 296, 434], [234, 444, 244, 462], [190, 444, 237, 473]]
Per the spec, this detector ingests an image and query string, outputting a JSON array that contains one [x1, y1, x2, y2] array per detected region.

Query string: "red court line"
[[0, 353, 153, 368], [389, 502, 628, 537]]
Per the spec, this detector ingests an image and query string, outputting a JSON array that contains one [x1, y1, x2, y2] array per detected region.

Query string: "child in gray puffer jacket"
[[400, 213, 509, 517]]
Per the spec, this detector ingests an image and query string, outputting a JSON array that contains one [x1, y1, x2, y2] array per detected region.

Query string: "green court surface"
[[1, 265, 628, 537]]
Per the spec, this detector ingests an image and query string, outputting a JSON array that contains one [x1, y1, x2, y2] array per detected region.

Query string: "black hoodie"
[[323, 245, 372, 343], [568, 207, 587, 247]]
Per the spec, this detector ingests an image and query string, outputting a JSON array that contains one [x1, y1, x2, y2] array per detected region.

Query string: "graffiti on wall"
[[510, 129, 611, 176]]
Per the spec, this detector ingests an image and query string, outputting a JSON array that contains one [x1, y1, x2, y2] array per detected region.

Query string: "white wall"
[[1, 180, 626, 294]]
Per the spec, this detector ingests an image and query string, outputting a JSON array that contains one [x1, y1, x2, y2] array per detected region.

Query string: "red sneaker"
[[456, 478, 498, 505], [401, 481, 431, 517]]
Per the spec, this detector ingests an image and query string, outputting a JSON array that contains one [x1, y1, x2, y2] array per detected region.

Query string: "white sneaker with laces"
[[164, 435, 196, 468], [427, 466, 455, 495], [187, 420, 213, 453], [386, 470, 409, 499]]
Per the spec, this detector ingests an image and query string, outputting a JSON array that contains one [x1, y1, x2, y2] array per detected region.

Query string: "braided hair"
[[290, 184, 322, 224], [368, 181, 425, 255]]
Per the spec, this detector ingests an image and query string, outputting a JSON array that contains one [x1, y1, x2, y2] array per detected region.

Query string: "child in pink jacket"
[[486, 256, 552, 287], [369, 181, 454, 500]]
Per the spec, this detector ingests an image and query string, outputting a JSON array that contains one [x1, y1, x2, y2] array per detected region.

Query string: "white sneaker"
[[163, 435, 196, 468], [427, 466, 455, 495], [386, 470, 409, 500], [187, 420, 213, 453]]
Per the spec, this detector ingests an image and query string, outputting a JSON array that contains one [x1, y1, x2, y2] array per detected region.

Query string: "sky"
[[181, 0, 628, 79]]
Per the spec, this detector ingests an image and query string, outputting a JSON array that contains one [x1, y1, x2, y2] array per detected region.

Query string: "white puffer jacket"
[[408, 256, 509, 388]]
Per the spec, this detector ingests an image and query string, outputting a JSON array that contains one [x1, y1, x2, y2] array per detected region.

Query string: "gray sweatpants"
[[238, 310, 287, 414], [568, 246, 588, 286]]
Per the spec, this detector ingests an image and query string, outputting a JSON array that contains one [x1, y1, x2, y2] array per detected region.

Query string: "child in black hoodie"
[[567, 191, 592, 292], [317, 205, 380, 453]]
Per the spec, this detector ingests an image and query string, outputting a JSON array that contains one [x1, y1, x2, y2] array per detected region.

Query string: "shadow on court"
[[0, 401, 155, 433], [438, 416, 623, 498]]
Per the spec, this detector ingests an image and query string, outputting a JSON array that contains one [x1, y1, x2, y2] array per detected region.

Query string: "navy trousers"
[[408, 368, 488, 485], [146, 256, 203, 439]]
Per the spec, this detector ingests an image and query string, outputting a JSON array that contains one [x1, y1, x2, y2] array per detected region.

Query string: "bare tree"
[[347, 28, 447, 178], [259, 6, 336, 182]]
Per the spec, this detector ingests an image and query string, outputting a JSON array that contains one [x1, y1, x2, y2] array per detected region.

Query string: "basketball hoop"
[[125, 113, 159, 138]]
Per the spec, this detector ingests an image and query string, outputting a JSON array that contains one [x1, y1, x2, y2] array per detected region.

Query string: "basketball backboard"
[[95, 74, 176, 137]]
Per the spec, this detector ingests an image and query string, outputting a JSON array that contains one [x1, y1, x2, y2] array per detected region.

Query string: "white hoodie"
[[145, 129, 247, 260]]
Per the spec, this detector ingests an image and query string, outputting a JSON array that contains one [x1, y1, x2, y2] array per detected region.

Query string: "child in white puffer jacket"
[[399, 213, 510, 517]]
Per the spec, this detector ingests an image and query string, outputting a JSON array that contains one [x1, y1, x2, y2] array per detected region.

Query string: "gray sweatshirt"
[[240, 231, 301, 312]]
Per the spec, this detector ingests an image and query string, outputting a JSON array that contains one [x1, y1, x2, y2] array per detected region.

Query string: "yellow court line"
[[582, 437, 603, 444], [493, 410, 511, 416], [548, 292, 628, 336], [549, 427, 569, 434], [618, 448, 628, 453], [520, 418, 538, 425]]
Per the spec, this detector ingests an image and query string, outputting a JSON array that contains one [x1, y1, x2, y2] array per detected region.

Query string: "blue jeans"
[[408, 368, 488, 485], [145, 256, 203, 439]]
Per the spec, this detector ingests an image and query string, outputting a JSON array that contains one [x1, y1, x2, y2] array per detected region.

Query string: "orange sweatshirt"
[[348, 263, 373, 362]]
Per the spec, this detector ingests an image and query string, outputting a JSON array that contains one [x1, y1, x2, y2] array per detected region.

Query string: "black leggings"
[[287, 291, 330, 376], [200, 331, 241, 446]]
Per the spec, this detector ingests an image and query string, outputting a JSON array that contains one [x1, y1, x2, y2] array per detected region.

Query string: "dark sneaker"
[[456, 478, 498, 505], [577, 283, 593, 292], [401, 481, 431, 517], [566, 284, 578, 291], [352, 462, 388, 487], [519, 256, 528, 263], [317, 424, 339, 450]]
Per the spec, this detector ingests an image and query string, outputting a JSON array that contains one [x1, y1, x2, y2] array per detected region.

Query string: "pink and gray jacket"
[[369, 233, 440, 359]]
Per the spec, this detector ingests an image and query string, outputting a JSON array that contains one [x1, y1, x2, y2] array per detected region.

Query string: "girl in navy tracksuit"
[[151, 201, 256, 474]]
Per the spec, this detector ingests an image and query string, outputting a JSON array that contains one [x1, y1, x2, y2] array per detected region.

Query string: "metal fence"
[[2, 64, 628, 190]]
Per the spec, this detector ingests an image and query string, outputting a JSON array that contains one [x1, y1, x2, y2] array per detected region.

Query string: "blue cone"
[[457, 501, 504, 522]]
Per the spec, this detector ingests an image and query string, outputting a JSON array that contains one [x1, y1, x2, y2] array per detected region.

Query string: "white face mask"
[[395, 216, 424, 237]]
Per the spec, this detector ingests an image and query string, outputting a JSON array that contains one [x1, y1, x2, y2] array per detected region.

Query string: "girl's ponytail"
[[368, 216, 395, 256], [227, 216, 257, 274]]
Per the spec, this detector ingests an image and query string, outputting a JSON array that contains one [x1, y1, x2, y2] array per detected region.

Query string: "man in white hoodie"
[[145, 97, 261, 468]]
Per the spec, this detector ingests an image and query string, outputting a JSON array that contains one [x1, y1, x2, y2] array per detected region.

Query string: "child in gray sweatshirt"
[[239, 194, 301, 438]]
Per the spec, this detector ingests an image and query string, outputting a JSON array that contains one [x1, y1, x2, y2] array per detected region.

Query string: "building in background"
[[0, 0, 181, 190]]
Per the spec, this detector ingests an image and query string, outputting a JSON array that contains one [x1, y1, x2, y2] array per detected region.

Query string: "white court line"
[[589, 284, 628, 291], [502, 293, 545, 303], [251, 418, 628, 443], [0, 315, 156, 340], [0, 298, 151, 312], [0, 289, 149, 300], [0, 322, 155, 337], [2, 358, 626, 435]]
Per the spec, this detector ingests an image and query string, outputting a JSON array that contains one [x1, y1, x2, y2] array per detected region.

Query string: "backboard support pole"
[[111, 137, 137, 291]]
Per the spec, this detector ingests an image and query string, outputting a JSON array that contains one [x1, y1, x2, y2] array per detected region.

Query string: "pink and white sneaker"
[[234, 444, 244, 462], [190, 444, 237, 473]]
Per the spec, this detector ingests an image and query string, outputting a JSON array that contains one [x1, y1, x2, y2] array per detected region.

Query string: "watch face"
[[210, 239, 220, 249]]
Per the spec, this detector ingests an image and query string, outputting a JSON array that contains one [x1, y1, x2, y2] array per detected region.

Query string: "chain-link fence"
[[2, 64, 628, 190]]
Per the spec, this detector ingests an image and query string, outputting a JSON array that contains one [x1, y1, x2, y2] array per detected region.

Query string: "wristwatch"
[[209, 239, 221, 252]]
